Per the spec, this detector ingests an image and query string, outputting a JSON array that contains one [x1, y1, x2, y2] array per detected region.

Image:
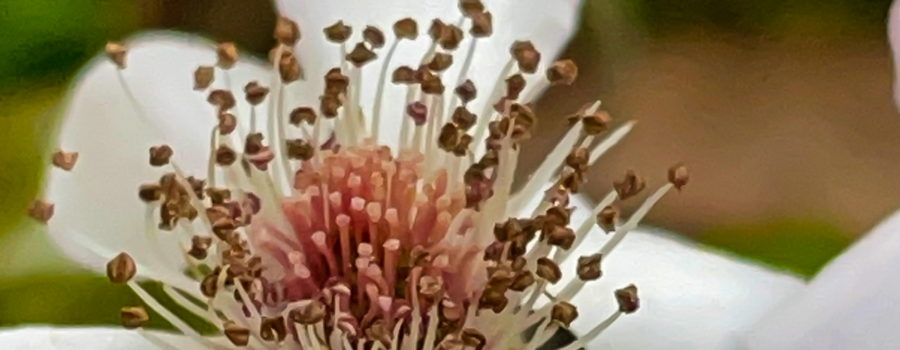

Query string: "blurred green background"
[[0, 0, 895, 328]]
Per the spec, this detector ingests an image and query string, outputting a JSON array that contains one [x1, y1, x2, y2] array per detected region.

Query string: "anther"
[[277, 50, 302, 83], [536, 257, 562, 284], [215, 145, 237, 166], [547, 59, 579, 86], [138, 184, 162, 202], [546, 226, 576, 250], [668, 163, 689, 190], [244, 133, 265, 155], [207, 89, 236, 111], [510, 41, 541, 74], [243, 81, 269, 105], [615, 284, 640, 313], [105, 42, 127, 69], [324, 68, 350, 94], [260, 316, 287, 342], [363, 26, 386, 48], [216, 42, 239, 69], [289, 300, 326, 325], [452, 107, 476, 130], [286, 139, 315, 161], [577, 254, 602, 281], [149, 145, 173, 167], [461, 328, 487, 350], [613, 170, 646, 200], [324, 21, 353, 43], [320, 94, 342, 118], [455, 80, 477, 104], [193, 66, 215, 90], [393, 18, 419, 40], [429, 20, 464, 50], [407, 102, 428, 126], [470, 11, 493, 37], [274, 17, 301, 46], [188, 235, 213, 260], [509, 270, 535, 291], [120, 306, 149, 329], [597, 205, 618, 232], [419, 69, 445, 94], [551, 302, 579, 327], [106, 252, 136, 284], [218, 112, 237, 135], [583, 110, 612, 135], [392, 66, 417, 84], [289, 106, 317, 125], [224, 321, 251, 346], [346, 43, 377, 67], [27, 199, 54, 223], [505, 74, 526, 100], [459, 0, 485, 15], [427, 53, 454, 72], [438, 123, 460, 152], [51, 150, 78, 171]]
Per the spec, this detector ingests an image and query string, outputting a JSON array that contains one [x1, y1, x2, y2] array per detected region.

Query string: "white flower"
[[6, 1, 801, 349], [741, 2, 900, 348]]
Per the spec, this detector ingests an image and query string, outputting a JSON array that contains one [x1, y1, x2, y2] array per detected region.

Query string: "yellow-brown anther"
[[536, 257, 562, 284], [215, 145, 237, 166], [205, 187, 230, 205], [461, 328, 487, 350], [218, 112, 237, 135], [274, 16, 301, 46], [289, 106, 317, 126], [260, 316, 287, 342], [52, 150, 78, 171], [427, 52, 454, 72], [615, 284, 640, 313], [551, 302, 579, 327], [546, 226, 576, 250], [324, 20, 352, 43], [363, 26, 386, 48], [188, 235, 213, 260], [193, 66, 215, 90], [286, 139, 315, 161], [509, 103, 536, 128], [478, 287, 508, 313], [505, 73, 526, 100], [138, 183, 162, 202], [107, 252, 136, 284], [454, 80, 477, 104], [105, 42, 127, 69], [200, 272, 218, 297], [547, 59, 579, 86], [320, 94, 342, 118], [324, 68, 350, 94], [583, 110, 612, 135], [454, 134, 472, 156], [597, 205, 618, 232], [420, 70, 445, 94], [216, 42, 239, 69], [346, 42, 377, 67], [243, 81, 269, 105], [509, 270, 535, 291], [278, 50, 302, 83], [452, 106, 476, 130], [289, 300, 326, 325], [577, 253, 603, 281], [27, 199, 54, 223], [459, 0, 484, 15], [224, 321, 251, 346], [393, 18, 419, 39], [429, 20, 463, 50], [120, 306, 148, 329], [392, 66, 417, 84], [419, 275, 444, 300], [510, 41, 541, 74], [438, 123, 460, 152], [244, 133, 265, 155], [207, 89, 236, 111], [614, 169, 647, 200], [668, 163, 690, 190], [470, 11, 493, 37], [149, 145, 173, 167], [565, 147, 589, 173]]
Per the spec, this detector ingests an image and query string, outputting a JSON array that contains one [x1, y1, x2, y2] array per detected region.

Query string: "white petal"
[[890, 0, 900, 108], [550, 196, 804, 349], [47, 31, 270, 291], [274, 0, 583, 147], [0, 327, 196, 349], [744, 209, 900, 350]]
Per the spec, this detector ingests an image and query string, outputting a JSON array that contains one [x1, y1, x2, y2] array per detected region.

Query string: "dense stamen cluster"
[[34, 1, 690, 349]]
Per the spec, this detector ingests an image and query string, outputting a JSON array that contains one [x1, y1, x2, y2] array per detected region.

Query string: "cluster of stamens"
[[33, 1, 690, 349]]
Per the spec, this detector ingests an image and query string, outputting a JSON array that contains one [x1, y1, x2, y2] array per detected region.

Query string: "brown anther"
[[419, 275, 444, 300], [289, 300, 326, 325], [392, 66, 417, 84], [429, 20, 464, 50], [286, 139, 315, 161], [106, 252, 136, 284], [324, 67, 350, 94], [454, 80, 477, 104], [363, 26, 386, 48], [454, 134, 473, 156], [320, 94, 342, 118], [420, 70, 445, 94], [394, 18, 419, 39], [149, 145, 173, 167], [205, 187, 230, 205], [427, 52, 454, 72], [509, 103, 536, 128], [478, 287, 508, 313], [27, 199, 54, 222], [470, 11, 493, 37], [407, 101, 428, 126], [451, 108, 476, 132], [243, 81, 269, 105], [461, 328, 487, 350], [505, 74, 526, 100], [188, 235, 213, 260], [346, 42, 377, 67], [597, 205, 619, 232], [510, 41, 541, 74], [583, 110, 612, 135], [438, 123, 461, 152], [577, 253, 603, 281], [668, 163, 690, 190], [105, 42, 127, 69], [207, 89, 236, 111], [120, 306, 148, 329], [565, 147, 589, 173], [244, 133, 264, 155], [274, 17, 301, 45], [216, 42, 239, 69], [288, 106, 317, 126], [509, 270, 535, 291], [278, 50, 302, 83], [224, 321, 251, 346], [544, 205, 572, 227], [215, 145, 237, 166], [551, 302, 579, 327], [260, 316, 287, 342], [459, 0, 485, 15], [324, 20, 352, 43], [615, 284, 640, 314], [218, 112, 237, 135], [614, 169, 647, 200], [212, 217, 237, 240], [536, 257, 562, 284], [546, 226, 576, 250], [193, 66, 215, 90], [52, 150, 78, 171], [200, 272, 218, 297], [138, 184, 162, 202], [547, 59, 579, 86]]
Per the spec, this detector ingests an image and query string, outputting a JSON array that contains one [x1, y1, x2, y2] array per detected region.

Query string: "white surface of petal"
[[549, 196, 804, 350], [47, 32, 270, 291], [744, 209, 900, 350], [274, 0, 583, 147], [0, 327, 196, 349]]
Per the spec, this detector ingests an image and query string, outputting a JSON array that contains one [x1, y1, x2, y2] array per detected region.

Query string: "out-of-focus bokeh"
[[0, 0, 895, 327]]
